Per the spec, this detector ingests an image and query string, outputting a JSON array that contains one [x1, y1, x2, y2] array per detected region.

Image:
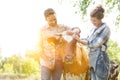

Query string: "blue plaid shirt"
[[85, 23, 111, 70]]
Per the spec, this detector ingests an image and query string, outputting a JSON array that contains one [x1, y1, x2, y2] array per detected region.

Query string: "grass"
[[0, 73, 120, 80]]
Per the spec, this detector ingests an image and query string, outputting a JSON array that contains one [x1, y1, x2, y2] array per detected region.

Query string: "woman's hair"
[[44, 8, 55, 17], [90, 5, 105, 19]]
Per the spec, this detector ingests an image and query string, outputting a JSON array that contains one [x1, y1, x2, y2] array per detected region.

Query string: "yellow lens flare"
[[0, 32, 38, 57]]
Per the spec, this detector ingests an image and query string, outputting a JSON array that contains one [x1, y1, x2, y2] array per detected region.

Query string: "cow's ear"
[[115, 65, 119, 68]]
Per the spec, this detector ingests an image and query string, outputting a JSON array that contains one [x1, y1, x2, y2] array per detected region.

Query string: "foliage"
[[108, 39, 120, 64], [3, 63, 14, 74], [21, 58, 40, 75], [0, 39, 120, 78], [0, 55, 40, 76], [7, 55, 23, 73], [72, 0, 91, 15], [104, 0, 120, 13], [107, 39, 120, 79], [0, 58, 7, 73], [25, 50, 40, 64], [58, 0, 120, 25], [103, 0, 120, 26]]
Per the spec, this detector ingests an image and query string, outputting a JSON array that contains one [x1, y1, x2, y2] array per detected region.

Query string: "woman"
[[74, 5, 111, 80]]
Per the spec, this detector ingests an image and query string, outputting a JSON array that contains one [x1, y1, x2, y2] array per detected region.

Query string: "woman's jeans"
[[90, 68, 109, 80], [41, 59, 63, 80]]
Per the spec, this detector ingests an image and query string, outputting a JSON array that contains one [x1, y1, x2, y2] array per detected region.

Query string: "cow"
[[53, 29, 90, 80], [47, 28, 90, 80]]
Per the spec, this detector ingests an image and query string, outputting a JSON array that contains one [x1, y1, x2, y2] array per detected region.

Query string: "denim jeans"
[[41, 59, 63, 80], [90, 68, 109, 80]]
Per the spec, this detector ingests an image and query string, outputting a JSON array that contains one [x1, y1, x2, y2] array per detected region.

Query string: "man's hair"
[[44, 8, 55, 17]]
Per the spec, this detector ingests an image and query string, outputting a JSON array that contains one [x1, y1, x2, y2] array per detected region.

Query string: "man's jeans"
[[41, 60, 63, 80]]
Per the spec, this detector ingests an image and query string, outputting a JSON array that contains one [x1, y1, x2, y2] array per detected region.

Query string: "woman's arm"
[[72, 33, 88, 45], [79, 39, 88, 45], [88, 27, 110, 48]]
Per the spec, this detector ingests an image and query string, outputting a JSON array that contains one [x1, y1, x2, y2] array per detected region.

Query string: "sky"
[[0, 0, 120, 57], [0, 0, 82, 57]]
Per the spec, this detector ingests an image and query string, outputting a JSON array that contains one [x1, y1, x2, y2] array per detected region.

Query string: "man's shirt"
[[38, 24, 69, 68]]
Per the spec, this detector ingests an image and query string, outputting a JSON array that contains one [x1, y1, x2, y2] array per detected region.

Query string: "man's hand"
[[72, 34, 80, 41]]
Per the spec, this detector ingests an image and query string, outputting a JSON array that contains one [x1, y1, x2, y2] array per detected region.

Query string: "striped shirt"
[[38, 24, 69, 68]]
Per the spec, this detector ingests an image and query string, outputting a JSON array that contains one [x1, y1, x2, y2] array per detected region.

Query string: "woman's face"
[[46, 14, 57, 27], [90, 17, 102, 27]]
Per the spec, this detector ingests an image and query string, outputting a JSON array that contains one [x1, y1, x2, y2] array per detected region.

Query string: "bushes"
[[108, 39, 120, 76], [0, 55, 40, 76], [3, 63, 14, 74], [0, 39, 119, 79], [108, 39, 120, 65], [21, 58, 40, 75]]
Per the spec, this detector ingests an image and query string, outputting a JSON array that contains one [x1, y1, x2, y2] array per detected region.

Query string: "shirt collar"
[[95, 23, 106, 34]]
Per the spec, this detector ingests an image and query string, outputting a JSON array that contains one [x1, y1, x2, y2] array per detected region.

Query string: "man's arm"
[[36, 29, 49, 61]]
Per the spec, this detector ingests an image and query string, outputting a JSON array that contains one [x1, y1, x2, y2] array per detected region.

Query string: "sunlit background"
[[0, 0, 120, 57]]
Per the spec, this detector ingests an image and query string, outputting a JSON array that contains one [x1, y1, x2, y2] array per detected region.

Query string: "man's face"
[[90, 17, 101, 27], [46, 14, 57, 27]]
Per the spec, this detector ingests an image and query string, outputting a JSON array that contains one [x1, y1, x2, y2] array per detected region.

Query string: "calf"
[[57, 30, 90, 80]]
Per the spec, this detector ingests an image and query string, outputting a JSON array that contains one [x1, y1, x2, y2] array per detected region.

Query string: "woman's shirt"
[[85, 23, 111, 69], [86, 23, 110, 51]]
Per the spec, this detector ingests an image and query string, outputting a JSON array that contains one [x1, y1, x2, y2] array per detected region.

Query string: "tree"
[[0, 58, 7, 73], [25, 50, 40, 64], [21, 58, 40, 75], [108, 40, 120, 64], [7, 55, 23, 73], [58, 0, 120, 26]]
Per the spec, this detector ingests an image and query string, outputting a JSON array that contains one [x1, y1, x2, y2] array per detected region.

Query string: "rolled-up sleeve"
[[36, 29, 44, 55], [88, 27, 110, 49]]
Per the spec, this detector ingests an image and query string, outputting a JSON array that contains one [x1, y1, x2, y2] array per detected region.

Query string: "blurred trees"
[[0, 54, 40, 76], [108, 40, 120, 64], [0, 39, 120, 75], [21, 58, 40, 75], [25, 50, 40, 64], [59, 0, 120, 26]]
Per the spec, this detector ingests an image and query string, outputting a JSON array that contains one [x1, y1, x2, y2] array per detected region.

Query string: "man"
[[38, 8, 69, 80]]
